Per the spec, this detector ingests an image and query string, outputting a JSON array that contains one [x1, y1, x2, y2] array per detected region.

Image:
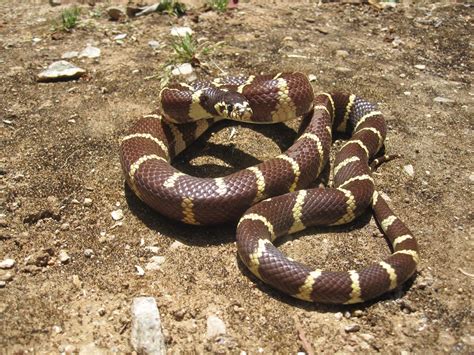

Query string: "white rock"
[[0, 281, 5, 288], [84, 249, 94, 258], [59, 250, 70, 264], [403, 164, 415, 177], [308, 74, 317, 82], [148, 40, 160, 49], [207, 315, 226, 338], [0, 258, 15, 269], [62, 51, 79, 59], [113, 33, 127, 41], [131, 297, 166, 355], [135, 265, 145, 276], [79, 46, 101, 59], [145, 246, 160, 254], [414, 64, 426, 70], [433, 96, 455, 104], [83, 197, 93, 207], [37, 61, 85, 82], [111, 209, 124, 221], [171, 63, 193, 76], [403, 91, 411, 96], [170, 26, 193, 37], [145, 256, 165, 271], [335, 49, 349, 58], [335, 66, 351, 73], [169, 240, 185, 249]]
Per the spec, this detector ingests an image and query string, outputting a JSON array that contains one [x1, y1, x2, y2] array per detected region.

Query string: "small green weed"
[[157, 0, 186, 17], [60, 6, 81, 30], [170, 33, 207, 63], [157, 34, 223, 88], [207, 0, 229, 12]]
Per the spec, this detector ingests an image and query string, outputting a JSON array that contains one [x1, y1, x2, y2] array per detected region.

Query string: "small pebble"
[[308, 74, 317, 82], [334, 312, 343, 321], [135, 265, 145, 276], [98, 307, 106, 316], [113, 33, 127, 41], [60, 222, 70, 231], [344, 324, 361, 333], [172, 63, 193, 76], [0, 271, 14, 282], [169, 240, 184, 249], [148, 40, 160, 49], [145, 246, 160, 254], [207, 315, 226, 338], [52, 325, 63, 334], [335, 49, 349, 58], [72, 274, 82, 289], [403, 91, 411, 96], [414, 64, 426, 70], [433, 96, 455, 104], [84, 249, 94, 258], [403, 164, 415, 177], [83, 198, 93, 207], [61, 51, 79, 59], [145, 256, 165, 271], [335, 66, 352, 73], [353, 310, 364, 317], [0, 281, 5, 288], [0, 258, 15, 269], [59, 250, 70, 264], [111, 209, 124, 221]]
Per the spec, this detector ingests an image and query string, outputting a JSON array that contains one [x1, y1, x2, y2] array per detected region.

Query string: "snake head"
[[214, 92, 253, 122]]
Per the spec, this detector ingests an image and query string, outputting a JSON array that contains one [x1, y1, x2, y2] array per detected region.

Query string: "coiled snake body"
[[120, 72, 419, 304]]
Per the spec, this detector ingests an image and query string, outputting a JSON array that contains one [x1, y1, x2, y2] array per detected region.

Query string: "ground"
[[0, 0, 472, 353]]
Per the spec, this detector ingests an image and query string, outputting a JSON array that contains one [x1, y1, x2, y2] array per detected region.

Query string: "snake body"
[[119, 72, 419, 304]]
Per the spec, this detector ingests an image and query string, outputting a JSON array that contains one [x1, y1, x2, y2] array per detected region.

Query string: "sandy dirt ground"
[[0, 0, 472, 353]]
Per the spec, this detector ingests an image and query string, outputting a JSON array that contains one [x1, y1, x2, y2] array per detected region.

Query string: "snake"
[[119, 72, 419, 304]]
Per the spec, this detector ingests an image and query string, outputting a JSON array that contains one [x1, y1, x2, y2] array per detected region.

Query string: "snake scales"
[[119, 72, 419, 304]]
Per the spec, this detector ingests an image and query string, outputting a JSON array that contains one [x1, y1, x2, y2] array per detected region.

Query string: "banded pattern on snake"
[[119, 72, 419, 304]]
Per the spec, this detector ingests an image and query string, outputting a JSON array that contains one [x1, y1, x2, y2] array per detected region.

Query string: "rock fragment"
[[207, 315, 226, 338], [0, 258, 15, 269], [111, 209, 124, 221], [37, 61, 85, 82], [344, 324, 361, 333], [171, 63, 193, 76], [131, 297, 166, 355], [78, 46, 101, 59], [59, 250, 71, 264], [403, 164, 415, 177], [61, 51, 79, 59], [145, 256, 165, 271], [433, 96, 455, 104]]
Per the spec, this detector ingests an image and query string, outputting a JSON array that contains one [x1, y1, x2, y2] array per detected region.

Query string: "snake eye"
[[227, 104, 234, 113]]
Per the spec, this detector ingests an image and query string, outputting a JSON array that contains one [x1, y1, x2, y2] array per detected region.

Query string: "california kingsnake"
[[119, 72, 419, 304]]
